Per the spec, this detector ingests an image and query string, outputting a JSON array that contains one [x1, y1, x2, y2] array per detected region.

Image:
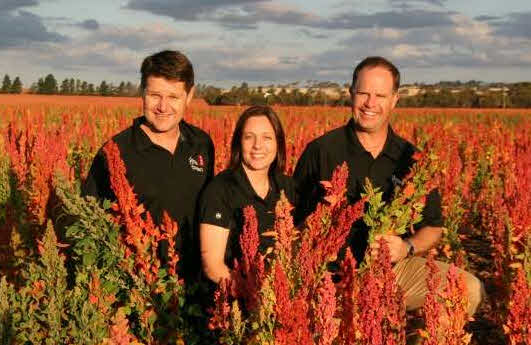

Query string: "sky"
[[1, 0, 530, 88]]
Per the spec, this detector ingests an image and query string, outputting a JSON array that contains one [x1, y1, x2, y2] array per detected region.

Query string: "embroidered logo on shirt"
[[215, 212, 222, 219], [189, 154, 205, 173], [391, 174, 404, 187]]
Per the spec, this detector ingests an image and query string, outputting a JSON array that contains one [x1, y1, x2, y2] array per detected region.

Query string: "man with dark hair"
[[82, 50, 215, 279], [294, 56, 484, 319]]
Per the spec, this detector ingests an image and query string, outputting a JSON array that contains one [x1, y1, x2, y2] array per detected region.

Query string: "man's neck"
[[140, 124, 180, 154], [356, 127, 388, 158]]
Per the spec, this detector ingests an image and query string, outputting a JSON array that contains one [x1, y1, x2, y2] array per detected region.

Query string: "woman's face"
[[241, 115, 277, 173]]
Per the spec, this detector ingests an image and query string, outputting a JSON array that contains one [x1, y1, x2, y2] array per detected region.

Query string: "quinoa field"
[[0, 94, 529, 345]]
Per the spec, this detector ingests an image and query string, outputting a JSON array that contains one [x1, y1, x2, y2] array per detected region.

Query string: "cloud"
[[299, 29, 329, 39], [322, 9, 456, 30], [125, 0, 321, 30], [2, 22, 203, 83], [491, 11, 531, 39], [4, 1, 531, 86], [187, 46, 315, 83], [4, 39, 142, 82], [0, 0, 39, 12], [124, 0, 266, 21], [388, 0, 447, 8], [83, 23, 201, 50], [125, 0, 454, 32], [315, 13, 531, 74], [217, 2, 321, 30], [474, 15, 500, 22], [77, 19, 100, 30], [0, 10, 67, 48]]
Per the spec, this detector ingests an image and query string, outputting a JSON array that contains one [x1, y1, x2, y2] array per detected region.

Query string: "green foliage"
[[0, 276, 15, 343], [0, 157, 10, 207], [0, 175, 205, 344], [1, 75, 11, 94], [362, 150, 440, 248], [56, 179, 205, 344], [362, 177, 424, 245], [56, 181, 126, 288], [10, 77, 22, 94], [1, 220, 109, 344]]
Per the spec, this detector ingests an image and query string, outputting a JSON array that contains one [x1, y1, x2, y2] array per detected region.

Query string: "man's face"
[[351, 66, 399, 135], [142, 75, 194, 134]]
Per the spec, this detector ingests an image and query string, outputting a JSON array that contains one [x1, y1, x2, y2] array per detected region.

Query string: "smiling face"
[[241, 115, 278, 173], [351, 66, 399, 135], [142, 75, 194, 135]]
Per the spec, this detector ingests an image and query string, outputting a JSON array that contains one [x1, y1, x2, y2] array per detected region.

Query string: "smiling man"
[[293, 56, 484, 322], [82, 50, 215, 280]]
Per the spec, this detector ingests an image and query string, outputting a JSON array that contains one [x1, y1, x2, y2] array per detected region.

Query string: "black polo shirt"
[[82, 116, 215, 278], [293, 118, 443, 264], [198, 165, 297, 265]]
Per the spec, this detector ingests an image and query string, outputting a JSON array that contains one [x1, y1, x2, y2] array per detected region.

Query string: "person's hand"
[[370, 234, 409, 263]]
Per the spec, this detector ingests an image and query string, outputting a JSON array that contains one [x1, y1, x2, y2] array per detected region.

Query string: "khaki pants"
[[393, 257, 485, 316]]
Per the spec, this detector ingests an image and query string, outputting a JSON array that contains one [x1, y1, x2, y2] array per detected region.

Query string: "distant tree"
[[75, 79, 81, 94], [80, 81, 88, 95], [249, 90, 266, 106], [479, 92, 503, 108], [37, 78, 45, 93], [509, 84, 531, 107], [10, 76, 23, 94], [125, 82, 138, 97], [87, 83, 95, 94], [200, 85, 222, 105], [456, 89, 479, 107], [117, 81, 125, 96], [60, 78, 70, 94], [41, 74, 59, 95], [69, 78, 75, 94], [1, 74, 11, 93], [29, 82, 39, 94], [98, 80, 110, 96]]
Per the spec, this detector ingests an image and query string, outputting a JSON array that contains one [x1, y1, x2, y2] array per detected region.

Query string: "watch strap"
[[405, 238, 415, 257]]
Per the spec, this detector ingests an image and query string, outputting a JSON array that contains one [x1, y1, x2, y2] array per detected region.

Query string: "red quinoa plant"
[[210, 163, 365, 344]]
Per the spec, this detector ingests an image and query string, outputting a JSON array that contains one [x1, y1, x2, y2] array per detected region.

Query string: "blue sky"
[[1, 0, 530, 88]]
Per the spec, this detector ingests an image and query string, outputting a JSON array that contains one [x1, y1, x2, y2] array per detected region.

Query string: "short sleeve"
[[415, 188, 444, 229], [198, 179, 233, 230]]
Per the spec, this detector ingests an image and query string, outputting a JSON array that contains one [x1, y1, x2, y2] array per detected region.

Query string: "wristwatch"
[[404, 238, 415, 258]]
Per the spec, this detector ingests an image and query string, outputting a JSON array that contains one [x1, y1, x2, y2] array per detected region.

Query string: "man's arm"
[[371, 226, 443, 263], [81, 149, 114, 200], [371, 188, 444, 263]]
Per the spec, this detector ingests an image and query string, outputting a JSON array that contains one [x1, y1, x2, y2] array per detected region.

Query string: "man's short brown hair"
[[351, 56, 400, 92], [140, 50, 194, 93]]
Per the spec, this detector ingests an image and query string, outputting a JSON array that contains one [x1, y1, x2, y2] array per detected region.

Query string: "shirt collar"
[[380, 127, 404, 161], [132, 116, 187, 152], [345, 118, 403, 161], [233, 164, 279, 203]]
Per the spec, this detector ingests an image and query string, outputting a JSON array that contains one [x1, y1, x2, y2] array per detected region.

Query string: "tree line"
[[1, 75, 23, 94], [398, 84, 531, 108], [3, 73, 531, 107], [195, 83, 352, 107], [196, 82, 531, 108], [1, 73, 139, 97]]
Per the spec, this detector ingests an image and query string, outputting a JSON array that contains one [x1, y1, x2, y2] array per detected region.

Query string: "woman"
[[198, 106, 297, 283]]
